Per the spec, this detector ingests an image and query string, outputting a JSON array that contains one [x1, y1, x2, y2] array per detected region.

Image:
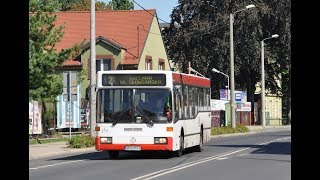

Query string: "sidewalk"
[[245, 125, 291, 132], [29, 125, 291, 160], [29, 141, 96, 160], [210, 125, 291, 138]]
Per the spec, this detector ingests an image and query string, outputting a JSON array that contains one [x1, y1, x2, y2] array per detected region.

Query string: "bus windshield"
[[97, 89, 172, 124]]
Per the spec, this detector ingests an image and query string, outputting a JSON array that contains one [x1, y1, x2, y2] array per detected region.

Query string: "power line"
[[139, 15, 229, 38], [132, 0, 170, 24], [130, 1, 233, 38]]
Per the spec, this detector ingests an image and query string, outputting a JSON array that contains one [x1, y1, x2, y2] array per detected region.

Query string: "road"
[[29, 129, 291, 180]]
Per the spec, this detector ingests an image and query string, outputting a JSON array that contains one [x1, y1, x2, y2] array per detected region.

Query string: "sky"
[[102, 0, 179, 23]]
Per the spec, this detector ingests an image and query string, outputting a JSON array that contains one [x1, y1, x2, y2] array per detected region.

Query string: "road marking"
[[131, 151, 238, 180], [216, 157, 229, 160], [29, 156, 106, 170], [236, 154, 248, 157], [29, 160, 85, 170], [131, 136, 291, 180]]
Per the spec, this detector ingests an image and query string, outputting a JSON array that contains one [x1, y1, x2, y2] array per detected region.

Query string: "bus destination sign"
[[102, 74, 166, 86]]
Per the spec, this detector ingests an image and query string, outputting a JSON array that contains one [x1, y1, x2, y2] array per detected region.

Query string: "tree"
[[58, 0, 80, 11], [266, 0, 291, 124], [162, 0, 231, 97], [29, 0, 83, 133], [59, 0, 112, 11], [162, 0, 291, 123], [69, 0, 111, 11], [108, 0, 134, 10]]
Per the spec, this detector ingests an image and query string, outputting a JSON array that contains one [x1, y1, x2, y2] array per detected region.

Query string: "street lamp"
[[212, 68, 230, 100], [261, 34, 279, 127], [229, 4, 255, 128]]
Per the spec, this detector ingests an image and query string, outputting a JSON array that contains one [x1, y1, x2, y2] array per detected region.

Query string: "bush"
[[68, 134, 95, 148], [211, 124, 249, 136]]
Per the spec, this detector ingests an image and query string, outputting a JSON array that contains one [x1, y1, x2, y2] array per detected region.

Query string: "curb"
[[211, 125, 291, 138], [29, 146, 96, 160], [211, 131, 257, 138]]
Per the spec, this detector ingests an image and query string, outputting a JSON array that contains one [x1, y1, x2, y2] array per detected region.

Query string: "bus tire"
[[195, 129, 203, 152], [108, 151, 119, 159], [173, 134, 184, 157]]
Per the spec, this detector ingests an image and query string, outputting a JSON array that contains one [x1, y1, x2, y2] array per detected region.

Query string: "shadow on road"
[[251, 142, 291, 155], [207, 141, 291, 155], [49, 146, 205, 161], [49, 150, 175, 161]]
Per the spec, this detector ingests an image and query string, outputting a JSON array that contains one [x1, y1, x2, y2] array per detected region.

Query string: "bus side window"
[[174, 84, 184, 121], [178, 93, 182, 119]]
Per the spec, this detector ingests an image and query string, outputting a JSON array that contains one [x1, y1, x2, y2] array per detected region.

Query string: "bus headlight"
[[154, 137, 167, 144], [100, 137, 112, 144]]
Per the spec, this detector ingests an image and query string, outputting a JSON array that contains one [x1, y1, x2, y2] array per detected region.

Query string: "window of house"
[[96, 59, 111, 72], [88, 55, 114, 80], [145, 56, 152, 70], [158, 59, 165, 70]]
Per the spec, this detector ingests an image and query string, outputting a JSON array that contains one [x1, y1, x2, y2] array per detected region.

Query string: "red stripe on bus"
[[172, 73, 210, 87], [95, 137, 173, 151]]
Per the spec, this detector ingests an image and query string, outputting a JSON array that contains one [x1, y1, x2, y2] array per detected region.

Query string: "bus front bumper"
[[95, 136, 173, 151]]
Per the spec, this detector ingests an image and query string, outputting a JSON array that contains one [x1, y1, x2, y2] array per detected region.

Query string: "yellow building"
[[255, 81, 283, 126]]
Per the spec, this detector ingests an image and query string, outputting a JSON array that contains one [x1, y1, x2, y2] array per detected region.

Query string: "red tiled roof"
[[63, 59, 82, 66], [53, 10, 156, 66]]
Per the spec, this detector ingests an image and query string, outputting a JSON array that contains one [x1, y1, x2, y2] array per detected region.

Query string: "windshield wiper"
[[136, 105, 153, 126], [112, 107, 131, 125]]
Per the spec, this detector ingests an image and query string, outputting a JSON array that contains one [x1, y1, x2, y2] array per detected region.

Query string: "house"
[[53, 10, 171, 129], [254, 80, 283, 126]]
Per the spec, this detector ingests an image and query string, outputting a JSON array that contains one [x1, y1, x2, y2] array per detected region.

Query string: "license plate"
[[124, 145, 141, 151]]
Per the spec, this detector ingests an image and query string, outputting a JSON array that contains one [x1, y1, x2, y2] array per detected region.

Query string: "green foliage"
[[78, 68, 88, 84], [29, 137, 67, 145], [51, 131, 63, 139], [211, 124, 249, 136], [163, 0, 291, 102], [29, 0, 83, 102], [68, 134, 95, 148], [108, 0, 134, 10], [58, 0, 80, 11], [59, 0, 111, 11]]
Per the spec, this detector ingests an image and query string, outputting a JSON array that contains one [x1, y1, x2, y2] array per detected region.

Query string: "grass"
[[211, 124, 249, 136], [29, 132, 68, 145], [29, 137, 68, 145]]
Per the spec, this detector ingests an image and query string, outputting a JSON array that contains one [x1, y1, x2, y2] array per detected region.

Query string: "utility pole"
[[229, 1, 255, 128], [261, 34, 279, 127], [229, 11, 236, 128], [90, 0, 96, 137], [261, 40, 265, 127]]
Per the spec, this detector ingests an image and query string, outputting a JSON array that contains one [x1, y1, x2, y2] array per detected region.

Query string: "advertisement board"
[[220, 89, 247, 102], [236, 102, 251, 112], [235, 90, 247, 102], [57, 71, 81, 129], [211, 99, 229, 111], [29, 101, 42, 134], [219, 89, 229, 100]]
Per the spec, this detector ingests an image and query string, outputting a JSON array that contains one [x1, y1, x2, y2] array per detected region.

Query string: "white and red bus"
[[95, 70, 212, 159]]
